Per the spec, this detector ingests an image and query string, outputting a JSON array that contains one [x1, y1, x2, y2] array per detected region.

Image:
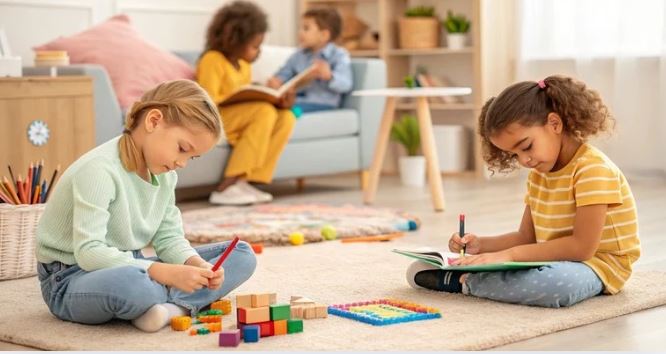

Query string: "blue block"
[[243, 325, 260, 343]]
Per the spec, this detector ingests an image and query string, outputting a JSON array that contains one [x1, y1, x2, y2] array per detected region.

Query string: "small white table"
[[353, 87, 472, 212]]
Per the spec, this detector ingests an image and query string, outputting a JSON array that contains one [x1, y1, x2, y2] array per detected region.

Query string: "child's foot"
[[406, 261, 464, 293], [132, 303, 188, 332]]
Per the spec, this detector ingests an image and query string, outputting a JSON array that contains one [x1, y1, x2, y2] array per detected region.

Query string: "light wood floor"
[[2, 173, 665, 350]]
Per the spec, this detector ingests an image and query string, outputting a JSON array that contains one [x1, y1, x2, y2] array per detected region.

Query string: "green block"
[[270, 303, 291, 321], [287, 319, 303, 334]]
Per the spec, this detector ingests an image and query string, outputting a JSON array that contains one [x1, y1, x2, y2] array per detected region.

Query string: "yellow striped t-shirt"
[[524, 143, 640, 294]]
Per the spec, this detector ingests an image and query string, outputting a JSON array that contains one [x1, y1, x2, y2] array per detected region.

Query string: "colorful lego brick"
[[238, 306, 270, 324], [236, 294, 253, 308], [189, 328, 197, 336], [327, 298, 441, 326], [204, 309, 224, 316], [257, 321, 274, 337], [199, 315, 222, 323], [197, 327, 210, 335], [250, 243, 263, 254], [287, 319, 303, 334], [273, 319, 287, 335], [242, 325, 260, 343], [170, 316, 192, 331], [251, 293, 271, 307], [269, 303, 291, 321], [212, 298, 232, 314], [219, 329, 241, 347], [206, 322, 222, 332]]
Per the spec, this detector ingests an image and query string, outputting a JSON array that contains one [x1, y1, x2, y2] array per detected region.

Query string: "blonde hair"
[[119, 79, 222, 172]]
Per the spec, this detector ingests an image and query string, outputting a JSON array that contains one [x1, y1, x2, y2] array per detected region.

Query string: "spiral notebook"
[[392, 247, 551, 272]]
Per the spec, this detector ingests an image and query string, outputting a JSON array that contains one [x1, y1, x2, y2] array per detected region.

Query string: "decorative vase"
[[446, 33, 467, 50], [399, 156, 426, 187], [399, 17, 439, 49]]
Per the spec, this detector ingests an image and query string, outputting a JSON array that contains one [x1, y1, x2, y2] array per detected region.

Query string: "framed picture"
[[0, 28, 11, 57]]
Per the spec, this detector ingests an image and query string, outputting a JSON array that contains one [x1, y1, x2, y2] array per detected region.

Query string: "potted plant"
[[399, 6, 439, 49], [391, 115, 425, 187], [443, 10, 470, 50]]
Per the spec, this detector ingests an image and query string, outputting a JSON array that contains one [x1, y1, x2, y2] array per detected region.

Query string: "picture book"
[[219, 65, 316, 106], [392, 247, 551, 272]]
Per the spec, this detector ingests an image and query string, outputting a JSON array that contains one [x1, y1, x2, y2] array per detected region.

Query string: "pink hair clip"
[[537, 80, 546, 89]]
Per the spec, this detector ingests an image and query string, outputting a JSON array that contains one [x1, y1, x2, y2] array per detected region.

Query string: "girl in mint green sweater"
[[36, 79, 257, 332]]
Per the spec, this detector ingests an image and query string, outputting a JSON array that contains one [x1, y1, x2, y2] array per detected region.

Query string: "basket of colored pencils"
[[0, 161, 60, 280]]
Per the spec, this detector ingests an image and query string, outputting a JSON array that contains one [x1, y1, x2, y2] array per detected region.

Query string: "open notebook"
[[392, 247, 551, 272], [219, 65, 316, 107]]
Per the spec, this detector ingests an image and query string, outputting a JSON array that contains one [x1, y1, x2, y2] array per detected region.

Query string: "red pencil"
[[211, 236, 240, 272]]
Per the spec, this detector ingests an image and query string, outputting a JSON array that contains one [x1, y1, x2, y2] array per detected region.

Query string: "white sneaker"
[[237, 180, 273, 203], [209, 183, 258, 205]]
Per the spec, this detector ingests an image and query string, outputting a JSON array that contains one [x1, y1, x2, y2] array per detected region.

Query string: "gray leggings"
[[464, 261, 604, 308]]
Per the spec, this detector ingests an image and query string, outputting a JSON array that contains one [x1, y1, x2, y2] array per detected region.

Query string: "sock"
[[406, 261, 464, 293], [131, 303, 187, 332]]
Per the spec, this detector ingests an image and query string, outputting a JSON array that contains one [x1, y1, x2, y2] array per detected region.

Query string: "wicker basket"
[[398, 17, 440, 49], [0, 204, 46, 280]]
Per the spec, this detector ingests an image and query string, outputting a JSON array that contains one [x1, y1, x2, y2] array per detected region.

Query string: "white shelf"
[[388, 47, 474, 56]]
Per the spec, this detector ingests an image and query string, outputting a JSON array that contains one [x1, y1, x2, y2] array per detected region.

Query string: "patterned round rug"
[[182, 203, 420, 245]]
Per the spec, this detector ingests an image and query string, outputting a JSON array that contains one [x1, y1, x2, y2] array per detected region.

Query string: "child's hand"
[[266, 77, 283, 89], [453, 250, 513, 266], [277, 88, 296, 109], [448, 232, 481, 254], [313, 59, 332, 81], [195, 262, 225, 290], [148, 262, 214, 293]]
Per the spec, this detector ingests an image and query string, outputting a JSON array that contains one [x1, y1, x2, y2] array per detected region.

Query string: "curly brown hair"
[[304, 8, 342, 42], [205, 1, 268, 57], [479, 75, 615, 174]]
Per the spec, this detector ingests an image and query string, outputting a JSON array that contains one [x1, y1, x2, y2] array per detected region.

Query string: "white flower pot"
[[399, 156, 426, 187], [447, 33, 467, 50]]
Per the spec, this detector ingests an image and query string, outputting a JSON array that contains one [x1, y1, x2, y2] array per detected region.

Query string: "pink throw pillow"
[[35, 14, 195, 109]]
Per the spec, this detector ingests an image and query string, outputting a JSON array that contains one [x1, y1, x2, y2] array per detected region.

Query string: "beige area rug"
[[1, 240, 665, 350]]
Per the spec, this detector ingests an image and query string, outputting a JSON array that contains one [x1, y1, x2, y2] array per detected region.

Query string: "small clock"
[[27, 120, 50, 146]]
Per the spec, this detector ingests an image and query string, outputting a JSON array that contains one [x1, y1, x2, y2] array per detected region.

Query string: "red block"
[[258, 321, 274, 337]]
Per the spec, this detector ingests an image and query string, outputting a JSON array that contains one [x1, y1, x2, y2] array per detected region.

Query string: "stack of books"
[[34, 50, 69, 67]]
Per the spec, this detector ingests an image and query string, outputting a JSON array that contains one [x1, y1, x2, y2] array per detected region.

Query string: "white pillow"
[[251, 45, 297, 84]]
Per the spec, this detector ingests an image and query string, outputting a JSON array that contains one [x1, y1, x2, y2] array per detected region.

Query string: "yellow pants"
[[220, 102, 295, 183]]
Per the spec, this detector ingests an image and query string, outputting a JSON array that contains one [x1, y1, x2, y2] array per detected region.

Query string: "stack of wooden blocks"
[[233, 293, 304, 344], [290, 296, 328, 320]]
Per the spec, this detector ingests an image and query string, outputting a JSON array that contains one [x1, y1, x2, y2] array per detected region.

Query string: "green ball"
[[321, 225, 337, 240]]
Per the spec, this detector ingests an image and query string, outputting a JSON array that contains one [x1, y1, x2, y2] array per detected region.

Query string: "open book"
[[392, 247, 551, 272], [219, 65, 316, 107]]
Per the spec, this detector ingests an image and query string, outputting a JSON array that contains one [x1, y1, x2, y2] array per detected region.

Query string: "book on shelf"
[[219, 65, 316, 107], [392, 247, 551, 272], [415, 73, 464, 104]]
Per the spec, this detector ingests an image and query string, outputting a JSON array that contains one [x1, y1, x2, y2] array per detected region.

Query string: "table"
[[353, 87, 472, 212]]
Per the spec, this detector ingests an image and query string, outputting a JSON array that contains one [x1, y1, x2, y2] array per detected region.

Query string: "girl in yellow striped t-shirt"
[[406, 75, 640, 308]]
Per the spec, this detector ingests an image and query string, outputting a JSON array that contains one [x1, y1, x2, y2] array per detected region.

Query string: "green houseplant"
[[399, 6, 439, 49], [443, 10, 471, 50], [391, 115, 425, 186]]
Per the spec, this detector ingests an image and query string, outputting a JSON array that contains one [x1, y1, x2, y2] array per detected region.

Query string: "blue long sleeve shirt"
[[274, 43, 353, 107]]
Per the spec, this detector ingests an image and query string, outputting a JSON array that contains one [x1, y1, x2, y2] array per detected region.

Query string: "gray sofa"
[[24, 51, 386, 192]]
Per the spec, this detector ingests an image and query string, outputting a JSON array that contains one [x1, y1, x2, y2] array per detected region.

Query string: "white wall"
[[0, 0, 298, 64]]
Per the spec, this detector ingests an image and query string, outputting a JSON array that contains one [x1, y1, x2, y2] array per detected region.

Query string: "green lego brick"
[[287, 319, 303, 334], [270, 304, 291, 321]]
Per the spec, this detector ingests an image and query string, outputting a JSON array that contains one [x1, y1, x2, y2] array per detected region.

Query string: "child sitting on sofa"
[[197, 1, 296, 205], [266, 8, 353, 114]]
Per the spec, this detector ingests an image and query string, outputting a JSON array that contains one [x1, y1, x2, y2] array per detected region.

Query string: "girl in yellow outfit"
[[197, 1, 296, 205]]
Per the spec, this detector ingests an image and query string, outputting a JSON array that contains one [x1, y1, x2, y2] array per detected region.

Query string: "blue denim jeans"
[[464, 261, 604, 308], [295, 102, 337, 114], [37, 241, 257, 324]]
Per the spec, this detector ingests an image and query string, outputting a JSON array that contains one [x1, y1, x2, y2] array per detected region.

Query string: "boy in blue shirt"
[[267, 8, 353, 113]]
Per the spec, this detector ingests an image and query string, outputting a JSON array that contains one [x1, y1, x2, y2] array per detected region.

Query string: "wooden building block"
[[269, 303, 291, 321], [242, 325, 260, 343], [237, 307, 270, 324], [273, 319, 287, 335], [315, 304, 328, 318], [219, 329, 241, 347], [251, 294, 270, 308], [269, 293, 277, 305], [287, 319, 303, 334], [290, 305, 304, 319], [258, 321, 274, 337], [236, 294, 253, 308], [303, 305, 316, 319]]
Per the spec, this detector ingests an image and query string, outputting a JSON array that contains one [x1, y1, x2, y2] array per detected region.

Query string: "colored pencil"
[[34, 160, 43, 198], [27, 162, 33, 203], [2, 177, 20, 204], [341, 232, 405, 243], [40, 180, 47, 203], [32, 185, 41, 205], [16, 175, 26, 204], [7, 165, 16, 186], [211, 236, 240, 272], [459, 214, 466, 257], [0, 185, 12, 204], [44, 164, 60, 202]]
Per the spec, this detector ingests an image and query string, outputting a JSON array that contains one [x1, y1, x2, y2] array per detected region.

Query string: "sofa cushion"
[[35, 14, 194, 110], [291, 109, 359, 141]]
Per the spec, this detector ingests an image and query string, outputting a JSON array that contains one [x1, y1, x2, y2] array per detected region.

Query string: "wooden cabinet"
[[0, 76, 94, 175]]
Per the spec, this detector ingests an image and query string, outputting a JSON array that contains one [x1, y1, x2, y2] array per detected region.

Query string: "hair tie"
[[537, 80, 546, 89]]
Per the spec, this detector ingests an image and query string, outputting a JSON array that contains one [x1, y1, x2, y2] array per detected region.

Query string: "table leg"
[[363, 96, 396, 204], [416, 96, 445, 212]]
